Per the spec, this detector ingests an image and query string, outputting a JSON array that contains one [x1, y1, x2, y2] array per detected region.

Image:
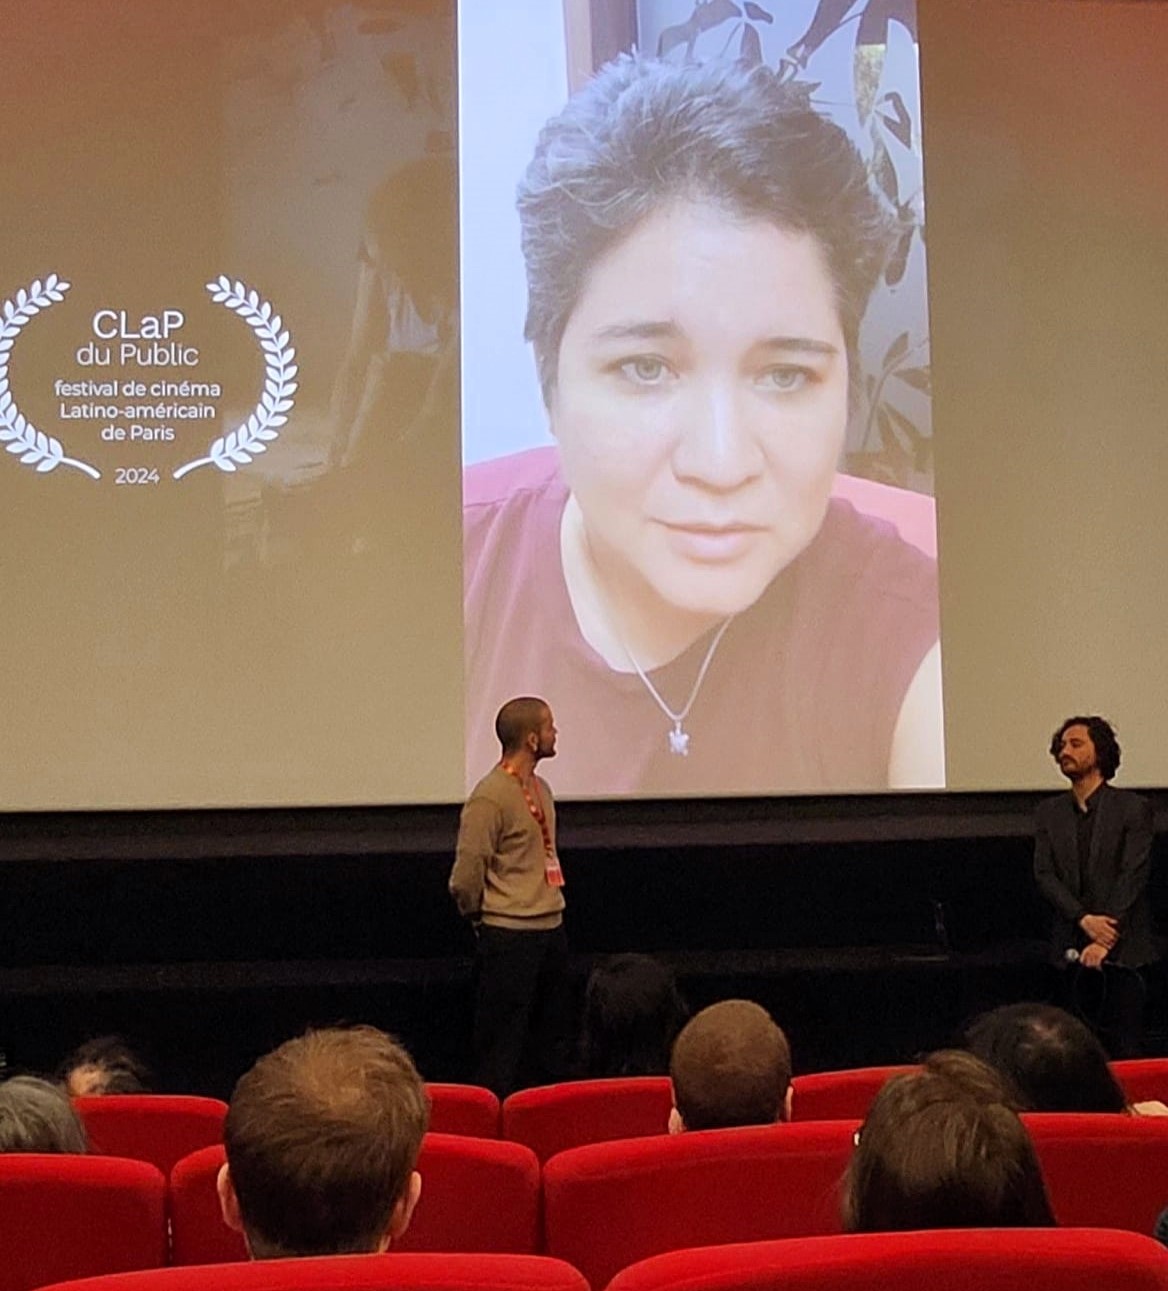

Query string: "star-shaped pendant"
[[668, 725, 690, 756]]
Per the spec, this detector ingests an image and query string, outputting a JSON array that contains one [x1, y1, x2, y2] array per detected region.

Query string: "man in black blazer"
[[1034, 715, 1155, 1055]]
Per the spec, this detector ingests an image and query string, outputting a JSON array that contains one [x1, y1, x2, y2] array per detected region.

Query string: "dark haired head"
[[494, 696, 550, 755], [1049, 715, 1121, 780], [964, 1002, 1126, 1112], [61, 1035, 152, 1096], [581, 954, 687, 1078], [518, 54, 891, 405], [842, 1057, 1055, 1233]]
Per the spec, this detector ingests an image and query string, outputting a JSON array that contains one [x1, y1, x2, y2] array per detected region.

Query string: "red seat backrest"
[[543, 1121, 857, 1289], [75, 1096, 228, 1176], [502, 1078, 673, 1162], [790, 1066, 915, 1121], [0, 1154, 167, 1291], [170, 1134, 541, 1265], [605, 1229, 1168, 1291], [1025, 1112, 1168, 1232], [36, 1252, 590, 1291], [169, 1145, 248, 1266], [1112, 1059, 1168, 1106], [396, 1134, 541, 1254], [425, 1083, 500, 1138]]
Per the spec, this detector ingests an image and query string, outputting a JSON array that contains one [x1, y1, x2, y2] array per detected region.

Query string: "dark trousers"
[[1064, 962, 1146, 1059], [473, 924, 572, 1098]]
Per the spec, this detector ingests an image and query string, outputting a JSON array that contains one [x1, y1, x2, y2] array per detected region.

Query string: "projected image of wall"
[[0, 2, 463, 809], [460, 0, 942, 796]]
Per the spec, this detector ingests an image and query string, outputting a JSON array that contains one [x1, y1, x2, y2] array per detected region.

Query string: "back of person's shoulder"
[[467, 766, 508, 806], [463, 446, 562, 511], [814, 497, 936, 605], [464, 449, 567, 596], [1112, 784, 1153, 818], [1036, 791, 1067, 820]]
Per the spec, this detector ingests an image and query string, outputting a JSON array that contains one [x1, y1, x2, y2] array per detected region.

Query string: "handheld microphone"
[[1066, 947, 1118, 967]]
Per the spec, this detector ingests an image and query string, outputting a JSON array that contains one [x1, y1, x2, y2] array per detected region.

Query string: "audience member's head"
[[0, 1076, 89, 1153], [920, 1047, 1024, 1108], [964, 1002, 1127, 1112], [842, 1052, 1055, 1232], [669, 999, 791, 1132], [581, 954, 688, 1078], [60, 1035, 152, 1097], [218, 1026, 429, 1259]]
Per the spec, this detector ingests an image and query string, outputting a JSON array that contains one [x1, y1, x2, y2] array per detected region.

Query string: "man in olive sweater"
[[451, 696, 570, 1095]]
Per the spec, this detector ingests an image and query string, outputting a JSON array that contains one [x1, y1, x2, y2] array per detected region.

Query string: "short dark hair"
[[60, 1035, 152, 1096], [1050, 715, 1121, 780], [224, 1026, 428, 1258], [0, 1076, 89, 1154], [842, 1059, 1055, 1232], [964, 1002, 1127, 1112], [581, 954, 688, 1078], [494, 696, 549, 755], [518, 54, 891, 404], [670, 999, 791, 1131]]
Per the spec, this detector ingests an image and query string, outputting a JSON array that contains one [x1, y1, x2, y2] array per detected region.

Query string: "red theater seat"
[[542, 1121, 856, 1289], [426, 1084, 500, 1138], [170, 1135, 541, 1266], [1025, 1112, 1168, 1233], [396, 1134, 541, 1254], [1113, 1059, 1168, 1106], [501, 1078, 673, 1162], [75, 1096, 228, 1175], [605, 1229, 1168, 1291], [169, 1146, 248, 1266], [790, 1066, 915, 1121], [0, 1154, 167, 1291], [36, 1253, 589, 1291]]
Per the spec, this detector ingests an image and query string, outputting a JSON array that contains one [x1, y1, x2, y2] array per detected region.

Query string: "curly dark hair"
[[1049, 715, 1121, 780], [60, 1035, 152, 1095], [517, 54, 891, 405]]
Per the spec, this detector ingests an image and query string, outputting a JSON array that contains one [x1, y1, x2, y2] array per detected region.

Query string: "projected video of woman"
[[461, 3, 941, 798]]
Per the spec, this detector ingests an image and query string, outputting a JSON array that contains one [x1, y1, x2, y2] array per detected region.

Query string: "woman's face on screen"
[[549, 199, 849, 622]]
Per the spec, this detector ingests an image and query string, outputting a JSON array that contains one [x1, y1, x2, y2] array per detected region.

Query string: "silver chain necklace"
[[577, 522, 735, 755], [618, 615, 736, 756]]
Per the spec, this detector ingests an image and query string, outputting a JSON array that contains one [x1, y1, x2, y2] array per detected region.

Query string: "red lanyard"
[[499, 762, 564, 887]]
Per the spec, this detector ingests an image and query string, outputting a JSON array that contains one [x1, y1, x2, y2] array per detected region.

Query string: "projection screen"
[[0, 0, 1164, 810]]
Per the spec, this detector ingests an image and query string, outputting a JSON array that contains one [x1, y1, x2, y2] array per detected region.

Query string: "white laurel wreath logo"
[[172, 276, 297, 480], [0, 275, 102, 480]]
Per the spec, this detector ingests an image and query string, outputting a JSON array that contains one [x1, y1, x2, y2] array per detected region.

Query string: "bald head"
[[670, 1000, 792, 1131], [495, 697, 550, 755]]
